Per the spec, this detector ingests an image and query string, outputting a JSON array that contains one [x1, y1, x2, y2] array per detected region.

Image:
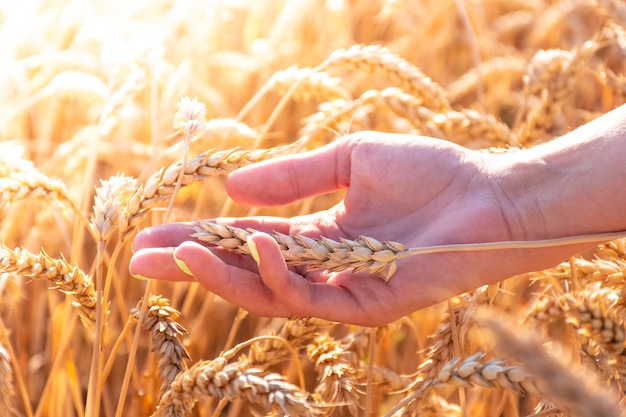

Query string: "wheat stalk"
[[0, 345, 17, 417]]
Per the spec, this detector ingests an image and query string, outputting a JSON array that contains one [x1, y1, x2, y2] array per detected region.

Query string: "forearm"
[[503, 104, 626, 241]]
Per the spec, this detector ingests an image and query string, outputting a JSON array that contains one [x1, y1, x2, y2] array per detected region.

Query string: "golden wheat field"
[[2, 0, 626, 416]]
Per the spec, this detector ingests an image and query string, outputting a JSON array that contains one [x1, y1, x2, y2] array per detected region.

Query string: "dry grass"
[[2, 0, 626, 416]]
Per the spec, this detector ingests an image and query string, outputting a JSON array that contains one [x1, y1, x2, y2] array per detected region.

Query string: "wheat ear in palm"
[[193, 221, 626, 282], [192, 220, 406, 281]]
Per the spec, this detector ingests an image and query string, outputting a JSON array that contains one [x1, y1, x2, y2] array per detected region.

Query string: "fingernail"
[[173, 250, 194, 276], [131, 273, 152, 281], [247, 237, 261, 264]]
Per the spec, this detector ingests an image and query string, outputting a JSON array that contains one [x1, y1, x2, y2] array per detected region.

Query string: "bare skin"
[[130, 105, 626, 326]]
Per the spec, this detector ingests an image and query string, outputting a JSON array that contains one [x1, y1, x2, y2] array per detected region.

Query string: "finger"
[[129, 246, 195, 282], [171, 241, 292, 317], [132, 222, 198, 252], [225, 136, 355, 206], [249, 232, 376, 324]]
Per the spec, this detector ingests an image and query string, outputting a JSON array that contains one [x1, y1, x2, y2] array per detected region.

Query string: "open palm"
[[130, 133, 584, 326]]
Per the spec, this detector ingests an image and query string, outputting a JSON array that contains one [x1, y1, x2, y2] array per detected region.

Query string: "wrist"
[[495, 111, 626, 242]]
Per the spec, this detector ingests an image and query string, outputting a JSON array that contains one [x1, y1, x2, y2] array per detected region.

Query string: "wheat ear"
[[120, 146, 291, 240], [513, 46, 590, 145], [247, 317, 330, 368], [369, 88, 511, 146], [412, 290, 488, 389], [268, 66, 351, 102], [191, 220, 406, 281], [91, 174, 138, 242], [477, 313, 622, 417], [386, 352, 537, 417], [130, 295, 191, 396], [0, 171, 73, 210], [0, 246, 97, 329], [153, 358, 319, 417], [320, 44, 450, 112], [299, 88, 511, 148], [307, 333, 361, 416], [530, 256, 626, 288]]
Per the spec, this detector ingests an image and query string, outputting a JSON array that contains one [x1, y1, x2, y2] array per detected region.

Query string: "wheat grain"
[[594, 238, 626, 260], [565, 293, 626, 354], [172, 96, 207, 138], [563, 292, 626, 385]]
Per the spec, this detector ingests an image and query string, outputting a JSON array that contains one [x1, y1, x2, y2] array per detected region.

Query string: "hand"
[[129, 132, 588, 326]]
